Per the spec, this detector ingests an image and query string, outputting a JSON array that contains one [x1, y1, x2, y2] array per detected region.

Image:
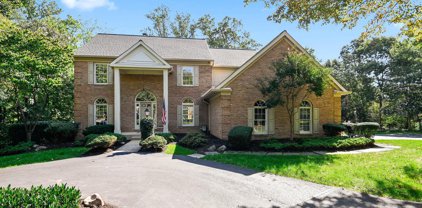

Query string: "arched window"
[[182, 98, 194, 126], [299, 101, 312, 133], [95, 98, 108, 125], [254, 100, 267, 134]]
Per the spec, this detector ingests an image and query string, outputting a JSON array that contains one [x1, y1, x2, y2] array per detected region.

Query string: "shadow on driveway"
[[293, 190, 422, 208], [171, 154, 257, 176]]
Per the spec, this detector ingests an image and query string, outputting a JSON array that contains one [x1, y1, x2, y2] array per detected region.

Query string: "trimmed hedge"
[[355, 122, 380, 138], [323, 123, 347, 136], [0, 142, 34, 156], [82, 124, 114, 136], [156, 132, 176, 143], [77, 133, 127, 147], [0, 184, 80, 208], [140, 118, 154, 139], [139, 135, 167, 151], [178, 132, 207, 148], [85, 134, 117, 149], [228, 126, 253, 150], [260, 137, 375, 151], [7, 122, 79, 145]]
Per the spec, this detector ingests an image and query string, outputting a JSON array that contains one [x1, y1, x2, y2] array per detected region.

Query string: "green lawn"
[[376, 130, 422, 135], [204, 140, 422, 201], [0, 147, 88, 168], [165, 144, 196, 156]]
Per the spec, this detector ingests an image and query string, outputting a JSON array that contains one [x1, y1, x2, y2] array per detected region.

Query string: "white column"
[[114, 68, 121, 133], [163, 69, 169, 133]]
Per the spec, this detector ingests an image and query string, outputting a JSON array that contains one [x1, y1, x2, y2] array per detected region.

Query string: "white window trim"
[[299, 103, 312, 134], [94, 99, 108, 125], [94, 63, 108, 85], [182, 100, 194, 126], [253, 106, 268, 135], [181, 66, 194, 86]]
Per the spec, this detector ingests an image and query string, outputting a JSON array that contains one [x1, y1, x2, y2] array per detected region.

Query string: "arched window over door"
[[299, 101, 312, 134]]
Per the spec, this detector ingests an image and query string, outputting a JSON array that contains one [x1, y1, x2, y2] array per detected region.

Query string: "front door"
[[136, 101, 157, 129]]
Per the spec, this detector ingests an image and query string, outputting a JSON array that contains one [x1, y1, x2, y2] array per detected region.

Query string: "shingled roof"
[[209, 48, 256, 67], [75, 33, 213, 61], [75, 33, 257, 67]]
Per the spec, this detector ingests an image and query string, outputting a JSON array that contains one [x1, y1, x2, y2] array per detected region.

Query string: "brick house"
[[74, 31, 350, 139]]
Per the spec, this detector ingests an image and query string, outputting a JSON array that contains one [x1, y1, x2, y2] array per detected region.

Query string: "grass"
[[376, 130, 422, 135], [165, 144, 196, 156], [0, 147, 88, 168], [204, 140, 422, 202]]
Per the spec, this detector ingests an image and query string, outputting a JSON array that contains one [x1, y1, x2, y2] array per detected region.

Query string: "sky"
[[58, 0, 402, 62]]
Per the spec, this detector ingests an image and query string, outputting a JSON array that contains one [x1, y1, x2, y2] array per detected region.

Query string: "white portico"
[[110, 40, 171, 133]]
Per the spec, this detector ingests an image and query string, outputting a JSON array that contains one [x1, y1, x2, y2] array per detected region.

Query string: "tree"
[[142, 6, 261, 49], [0, 0, 85, 141], [327, 59, 375, 122], [345, 37, 396, 127], [143, 5, 171, 37], [388, 40, 422, 129], [257, 53, 330, 139], [244, 0, 422, 40]]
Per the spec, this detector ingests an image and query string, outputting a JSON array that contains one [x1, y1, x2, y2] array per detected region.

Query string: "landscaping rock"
[[217, 145, 227, 152], [207, 145, 216, 151], [34, 145, 47, 151], [83, 193, 105, 207]]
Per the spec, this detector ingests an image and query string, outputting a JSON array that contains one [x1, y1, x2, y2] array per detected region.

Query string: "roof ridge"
[[209, 48, 256, 51], [97, 33, 207, 40]]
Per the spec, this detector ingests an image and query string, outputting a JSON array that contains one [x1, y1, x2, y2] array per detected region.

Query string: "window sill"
[[93, 83, 109, 85]]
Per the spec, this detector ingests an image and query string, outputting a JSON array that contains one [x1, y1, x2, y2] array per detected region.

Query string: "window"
[[182, 98, 194, 126], [299, 101, 312, 134], [182, 66, 194, 86], [95, 98, 108, 125], [95, 63, 108, 84], [254, 100, 267, 134]]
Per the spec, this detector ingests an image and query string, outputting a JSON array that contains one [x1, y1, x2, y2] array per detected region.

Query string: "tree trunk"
[[26, 131, 32, 142], [378, 96, 383, 129]]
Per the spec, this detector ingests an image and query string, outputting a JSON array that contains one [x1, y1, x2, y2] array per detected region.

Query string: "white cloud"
[[62, 0, 116, 10]]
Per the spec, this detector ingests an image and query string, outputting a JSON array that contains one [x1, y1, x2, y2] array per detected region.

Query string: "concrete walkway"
[[0, 142, 420, 208], [374, 134, 422, 140]]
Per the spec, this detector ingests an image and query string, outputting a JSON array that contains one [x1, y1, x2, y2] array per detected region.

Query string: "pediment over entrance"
[[110, 41, 171, 69]]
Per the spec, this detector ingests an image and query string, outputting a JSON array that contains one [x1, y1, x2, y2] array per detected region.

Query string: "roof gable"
[[110, 41, 171, 69], [215, 31, 349, 93]]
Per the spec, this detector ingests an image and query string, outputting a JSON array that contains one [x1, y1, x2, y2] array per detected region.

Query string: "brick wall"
[[74, 61, 212, 134], [208, 36, 342, 139]]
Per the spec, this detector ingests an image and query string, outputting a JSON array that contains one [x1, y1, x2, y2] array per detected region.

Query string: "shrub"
[[140, 118, 154, 139], [0, 124, 9, 148], [178, 132, 207, 148], [228, 126, 253, 150], [7, 121, 50, 144], [259, 137, 374, 151], [355, 122, 380, 138], [44, 122, 79, 143], [85, 134, 117, 149], [105, 133, 128, 143], [0, 141, 34, 156], [342, 122, 355, 136], [156, 132, 176, 143], [82, 124, 114, 136], [322, 123, 347, 136], [7, 121, 79, 145], [0, 184, 80, 208], [139, 135, 167, 151]]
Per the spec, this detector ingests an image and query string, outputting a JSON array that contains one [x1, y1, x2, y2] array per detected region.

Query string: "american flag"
[[162, 98, 166, 125]]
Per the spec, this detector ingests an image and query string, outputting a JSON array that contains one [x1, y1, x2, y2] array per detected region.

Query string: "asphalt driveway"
[[0, 142, 420, 208]]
